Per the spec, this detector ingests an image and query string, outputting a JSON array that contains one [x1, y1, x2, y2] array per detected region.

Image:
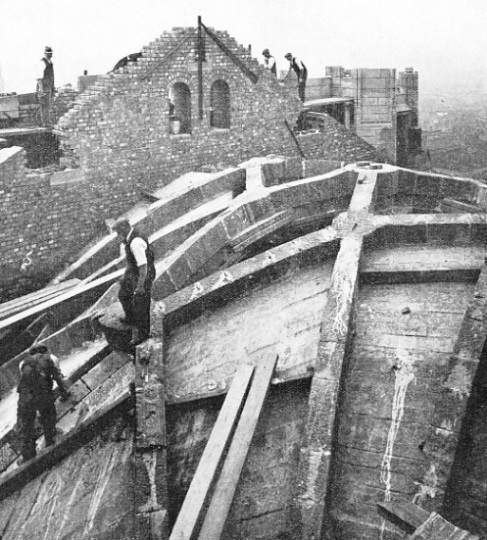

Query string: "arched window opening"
[[169, 83, 191, 134], [210, 80, 230, 129]]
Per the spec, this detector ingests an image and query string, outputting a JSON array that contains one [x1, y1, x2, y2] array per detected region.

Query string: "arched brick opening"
[[210, 80, 230, 129], [170, 82, 192, 134]]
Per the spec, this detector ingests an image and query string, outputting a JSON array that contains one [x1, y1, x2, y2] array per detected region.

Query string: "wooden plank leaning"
[[168, 363, 255, 540], [197, 353, 278, 540], [377, 501, 430, 535]]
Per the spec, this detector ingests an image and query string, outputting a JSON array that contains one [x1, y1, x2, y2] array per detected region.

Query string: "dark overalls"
[[290, 57, 308, 102], [37, 57, 55, 126], [17, 355, 65, 460], [118, 230, 156, 338]]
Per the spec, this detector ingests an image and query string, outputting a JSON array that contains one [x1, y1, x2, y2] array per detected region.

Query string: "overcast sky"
[[1, 0, 486, 97]]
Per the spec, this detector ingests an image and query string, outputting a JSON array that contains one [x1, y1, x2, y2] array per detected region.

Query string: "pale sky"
[[1, 0, 486, 97]]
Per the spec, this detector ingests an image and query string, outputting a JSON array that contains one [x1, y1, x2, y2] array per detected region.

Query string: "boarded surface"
[[362, 245, 485, 274], [165, 262, 333, 402], [330, 281, 473, 540], [0, 419, 134, 540], [166, 379, 310, 538]]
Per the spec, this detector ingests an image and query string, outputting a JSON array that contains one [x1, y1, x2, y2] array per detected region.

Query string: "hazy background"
[[1, 0, 486, 97]]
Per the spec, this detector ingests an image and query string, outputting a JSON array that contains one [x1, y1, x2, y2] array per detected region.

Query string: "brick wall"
[[0, 27, 381, 300], [0, 147, 102, 300], [11, 89, 79, 129], [54, 26, 303, 188]]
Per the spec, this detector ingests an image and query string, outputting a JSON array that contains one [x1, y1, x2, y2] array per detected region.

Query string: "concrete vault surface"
[[0, 158, 487, 540]]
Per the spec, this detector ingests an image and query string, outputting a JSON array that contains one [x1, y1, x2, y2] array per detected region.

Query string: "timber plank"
[[198, 354, 277, 540], [0, 279, 80, 319], [378, 501, 481, 540], [80, 351, 131, 391], [169, 364, 254, 540], [361, 246, 484, 274], [377, 501, 429, 535]]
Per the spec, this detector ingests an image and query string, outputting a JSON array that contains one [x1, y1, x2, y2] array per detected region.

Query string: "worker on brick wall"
[[112, 218, 156, 345], [36, 46, 55, 127], [262, 49, 277, 75], [284, 52, 308, 102], [16, 345, 70, 462]]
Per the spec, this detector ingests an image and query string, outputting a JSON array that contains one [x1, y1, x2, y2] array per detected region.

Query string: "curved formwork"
[[0, 162, 487, 539]]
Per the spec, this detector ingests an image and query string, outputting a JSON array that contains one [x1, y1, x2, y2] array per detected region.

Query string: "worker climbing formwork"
[[16, 344, 70, 462]]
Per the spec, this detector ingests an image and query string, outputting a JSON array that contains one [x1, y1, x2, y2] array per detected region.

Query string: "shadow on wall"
[[443, 338, 487, 535], [1, 133, 59, 169]]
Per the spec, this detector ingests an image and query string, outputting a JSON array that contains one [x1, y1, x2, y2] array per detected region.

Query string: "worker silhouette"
[[262, 49, 277, 75], [36, 46, 55, 127], [112, 218, 156, 345], [284, 52, 308, 102], [17, 345, 70, 462]]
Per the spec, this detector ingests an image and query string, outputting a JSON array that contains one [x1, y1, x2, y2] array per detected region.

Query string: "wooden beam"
[[197, 354, 277, 540], [295, 172, 379, 540], [197, 16, 205, 120], [0, 269, 121, 332], [0, 390, 132, 502], [0, 278, 80, 320], [377, 501, 430, 535], [169, 364, 254, 540], [200, 23, 258, 84], [361, 269, 480, 285], [134, 339, 166, 448], [134, 337, 169, 540], [284, 119, 306, 159]]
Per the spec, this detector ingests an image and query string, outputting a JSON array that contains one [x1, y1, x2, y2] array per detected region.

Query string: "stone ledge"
[[0, 145, 24, 165], [50, 168, 86, 186]]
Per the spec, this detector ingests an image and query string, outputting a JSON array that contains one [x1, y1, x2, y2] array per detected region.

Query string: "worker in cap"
[[16, 344, 70, 462], [284, 52, 308, 102], [36, 46, 55, 127], [112, 218, 156, 345], [262, 48, 276, 76]]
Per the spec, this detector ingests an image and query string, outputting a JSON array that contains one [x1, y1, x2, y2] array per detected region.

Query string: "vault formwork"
[[0, 160, 487, 540]]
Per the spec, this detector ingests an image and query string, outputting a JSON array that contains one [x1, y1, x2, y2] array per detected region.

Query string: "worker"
[[284, 52, 308, 102], [112, 218, 156, 345], [17, 345, 70, 462], [262, 49, 277, 75], [36, 46, 55, 127]]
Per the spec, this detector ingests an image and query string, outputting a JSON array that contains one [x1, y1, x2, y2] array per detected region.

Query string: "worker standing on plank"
[[17, 345, 70, 462], [36, 46, 55, 127], [284, 52, 308, 102], [112, 218, 156, 345]]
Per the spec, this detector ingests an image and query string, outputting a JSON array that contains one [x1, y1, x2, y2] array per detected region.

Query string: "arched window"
[[169, 82, 191, 134], [210, 80, 230, 129]]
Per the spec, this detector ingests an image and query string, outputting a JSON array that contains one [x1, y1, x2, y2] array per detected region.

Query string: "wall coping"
[[0, 146, 24, 166]]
